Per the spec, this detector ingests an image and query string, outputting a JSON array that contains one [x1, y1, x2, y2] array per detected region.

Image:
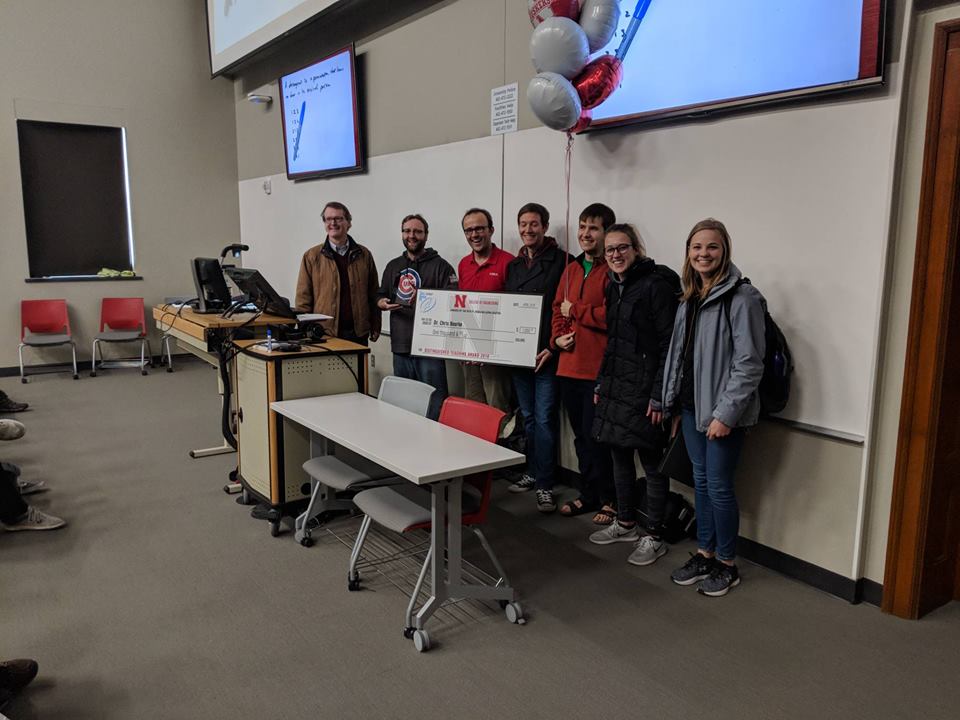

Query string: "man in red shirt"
[[457, 208, 515, 411], [551, 203, 617, 521]]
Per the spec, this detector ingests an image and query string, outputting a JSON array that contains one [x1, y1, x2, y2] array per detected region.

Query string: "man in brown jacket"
[[294, 201, 381, 345]]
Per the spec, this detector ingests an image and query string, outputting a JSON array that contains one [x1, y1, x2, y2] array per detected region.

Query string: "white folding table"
[[271, 392, 526, 650]]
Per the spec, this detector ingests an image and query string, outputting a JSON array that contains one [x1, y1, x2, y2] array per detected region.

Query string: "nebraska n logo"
[[453, 294, 468, 309]]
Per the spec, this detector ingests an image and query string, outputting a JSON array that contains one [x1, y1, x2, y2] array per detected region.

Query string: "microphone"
[[219, 244, 250, 261]]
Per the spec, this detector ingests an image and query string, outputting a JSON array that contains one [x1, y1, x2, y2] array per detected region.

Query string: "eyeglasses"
[[463, 226, 491, 236], [323, 216, 346, 224], [604, 244, 633, 257], [403, 228, 425, 236]]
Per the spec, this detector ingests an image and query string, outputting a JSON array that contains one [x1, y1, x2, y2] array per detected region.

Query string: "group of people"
[[1, 388, 59, 709], [295, 201, 767, 597]]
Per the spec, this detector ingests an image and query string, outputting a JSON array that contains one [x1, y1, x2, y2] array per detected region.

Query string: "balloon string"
[[564, 130, 574, 300], [616, 0, 654, 62]]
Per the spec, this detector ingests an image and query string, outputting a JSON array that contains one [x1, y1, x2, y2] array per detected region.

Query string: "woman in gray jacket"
[[662, 218, 765, 597]]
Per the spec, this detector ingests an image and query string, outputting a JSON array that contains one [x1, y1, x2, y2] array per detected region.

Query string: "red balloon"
[[573, 55, 623, 110], [569, 109, 592, 134], [528, 0, 582, 26]]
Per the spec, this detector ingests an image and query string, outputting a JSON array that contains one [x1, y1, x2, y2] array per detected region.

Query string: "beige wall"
[[0, 0, 239, 368]]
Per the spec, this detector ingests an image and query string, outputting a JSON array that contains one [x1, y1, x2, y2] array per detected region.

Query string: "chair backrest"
[[21, 299, 70, 339], [438, 396, 506, 524], [377, 375, 435, 417], [100, 297, 146, 333]]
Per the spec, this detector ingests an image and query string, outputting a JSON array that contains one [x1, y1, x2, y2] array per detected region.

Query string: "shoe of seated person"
[[1, 506, 66, 532], [0, 419, 25, 441], [0, 391, 28, 413], [17, 479, 47, 496], [0, 658, 39, 695]]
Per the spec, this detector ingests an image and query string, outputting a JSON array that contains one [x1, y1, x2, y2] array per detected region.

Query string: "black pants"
[[0, 464, 27, 524], [559, 377, 613, 507], [609, 445, 668, 530]]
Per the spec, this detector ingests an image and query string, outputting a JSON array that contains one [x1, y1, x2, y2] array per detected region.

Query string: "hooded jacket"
[[378, 247, 458, 354], [662, 263, 766, 432], [592, 257, 678, 449], [294, 236, 381, 339]]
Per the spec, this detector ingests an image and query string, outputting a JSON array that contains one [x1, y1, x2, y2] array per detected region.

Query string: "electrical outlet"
[[370, 354, 376, 368]]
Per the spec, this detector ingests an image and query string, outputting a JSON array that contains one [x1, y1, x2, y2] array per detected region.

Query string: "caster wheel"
[[20, 377, 27, 384], [270, 522, 280, 537], [403, 627, 415, 640], [347, 578, 360, 591], [504, 602, 525, 624], [90, 371, 97, 377], [166, 367, 173, 373], [73, 374, 79, 380], [413, 630, 431, 652], [141, 370, 148, 376], [300, 536, 314, 547]]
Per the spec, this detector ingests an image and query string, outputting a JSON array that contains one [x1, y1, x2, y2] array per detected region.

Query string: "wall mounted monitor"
[[589, 0, 886, 131], [278, 45, 363, 180], [205, 0, 339, 76]]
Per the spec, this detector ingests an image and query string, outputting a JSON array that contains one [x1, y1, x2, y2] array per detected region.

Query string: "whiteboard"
[[241, 92, 899, 436], [239, 133, 503, 320]]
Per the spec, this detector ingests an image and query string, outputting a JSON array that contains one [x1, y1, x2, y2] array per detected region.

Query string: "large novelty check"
[[411, 289, 543, 368]]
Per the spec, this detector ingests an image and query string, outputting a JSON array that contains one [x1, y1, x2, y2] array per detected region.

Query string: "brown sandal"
[[592, 505, 616, 525]]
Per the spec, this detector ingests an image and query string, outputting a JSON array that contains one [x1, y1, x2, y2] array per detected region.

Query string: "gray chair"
[[294, 375, 436, 546], [90, 297, 152, 377], [18, 299, 79, 382]]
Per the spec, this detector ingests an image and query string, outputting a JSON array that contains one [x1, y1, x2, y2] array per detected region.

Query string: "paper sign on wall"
[[491, 83, 518, 135]]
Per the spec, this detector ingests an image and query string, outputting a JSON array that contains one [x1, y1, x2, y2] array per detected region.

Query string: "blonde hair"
[[681, 218, 732, 302], [605, 223, 646, 257]]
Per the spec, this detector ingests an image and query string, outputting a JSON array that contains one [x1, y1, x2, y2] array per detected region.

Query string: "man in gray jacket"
[[377, 214, 458, 416]]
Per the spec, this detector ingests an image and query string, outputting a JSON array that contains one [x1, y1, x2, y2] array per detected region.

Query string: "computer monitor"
[[222, 267, 297, 319], [191, 258, 232, 313]]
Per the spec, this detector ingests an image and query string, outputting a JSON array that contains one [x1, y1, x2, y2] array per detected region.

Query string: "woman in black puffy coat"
[[589, 224, 679, 566]]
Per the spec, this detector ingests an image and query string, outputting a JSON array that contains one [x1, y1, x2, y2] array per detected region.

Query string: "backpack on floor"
[[636, 478, 697, 544], [723, 278, 793, 416]]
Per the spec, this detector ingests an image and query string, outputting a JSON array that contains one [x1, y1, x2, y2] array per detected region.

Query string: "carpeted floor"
[[1, 360, 959, 719]]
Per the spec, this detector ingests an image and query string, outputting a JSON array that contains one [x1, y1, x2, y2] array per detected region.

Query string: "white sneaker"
[[0, 419, 25, 441], [627, 535, 668, 566], [589, 520, 639, 545], [2, 506, 66, 532]]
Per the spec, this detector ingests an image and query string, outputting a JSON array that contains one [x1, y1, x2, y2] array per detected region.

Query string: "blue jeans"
[[512, 369, 559, 490], [681, 410, 745, 561], [392, 353, 448, 419]]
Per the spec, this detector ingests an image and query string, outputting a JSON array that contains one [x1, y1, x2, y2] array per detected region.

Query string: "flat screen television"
[[588, 0, 886, 131], [279, 45, 363, 180]]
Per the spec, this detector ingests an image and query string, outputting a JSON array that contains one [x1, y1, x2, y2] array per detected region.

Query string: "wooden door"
[[884, 19, 960, 619]]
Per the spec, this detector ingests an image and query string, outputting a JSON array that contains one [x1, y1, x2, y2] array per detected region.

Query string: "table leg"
[[415, 479, 449, 630]]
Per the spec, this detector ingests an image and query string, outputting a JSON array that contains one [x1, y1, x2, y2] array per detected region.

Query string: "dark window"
[[17, 120, 134, 278]]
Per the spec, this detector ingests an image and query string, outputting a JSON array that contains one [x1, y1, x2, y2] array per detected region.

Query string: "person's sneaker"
[[589, 520, 640, 545], [1, 506, 66, 532], [0, 419, 25, 441], [0, 391, 28, 413], [535, 489, 556, 513], [628, 535, 668, 566], [0, 658, 39, 694], [697, 562, 740, 597], [508, 473, 536, 493], [671, 552, 717, 585], [17, 479, 47, 496]]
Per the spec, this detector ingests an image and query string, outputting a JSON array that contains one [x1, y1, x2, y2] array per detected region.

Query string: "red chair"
[[90, 297, 152, 377], [19, 299, 79, 382], [347, 397, 518, 644]]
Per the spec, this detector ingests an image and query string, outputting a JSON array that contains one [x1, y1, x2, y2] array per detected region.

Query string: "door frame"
[[883, 17, 960, 619]]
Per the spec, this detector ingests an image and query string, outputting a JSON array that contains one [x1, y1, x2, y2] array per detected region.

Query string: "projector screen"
[[279, 46, 363, 180], [590, 0, 885, 129], [205, 0, 339, 76]]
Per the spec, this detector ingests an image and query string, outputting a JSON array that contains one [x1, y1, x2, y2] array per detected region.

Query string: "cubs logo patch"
[[396, 268, 422, 305]]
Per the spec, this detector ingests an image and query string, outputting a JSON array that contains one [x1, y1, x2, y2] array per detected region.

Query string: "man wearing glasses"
[[456, 208, 514, 411], [377, 214, 458, 417], [295, 201, 381, 345]]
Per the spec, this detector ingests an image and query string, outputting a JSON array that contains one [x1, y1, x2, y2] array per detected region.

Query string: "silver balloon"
[[579, 0, 620, 53], [530, 17, 590, 79], [528, 72, 582, 131]]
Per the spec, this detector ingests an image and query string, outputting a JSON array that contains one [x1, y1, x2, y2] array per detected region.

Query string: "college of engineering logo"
[[396, 268, 422, 304]]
